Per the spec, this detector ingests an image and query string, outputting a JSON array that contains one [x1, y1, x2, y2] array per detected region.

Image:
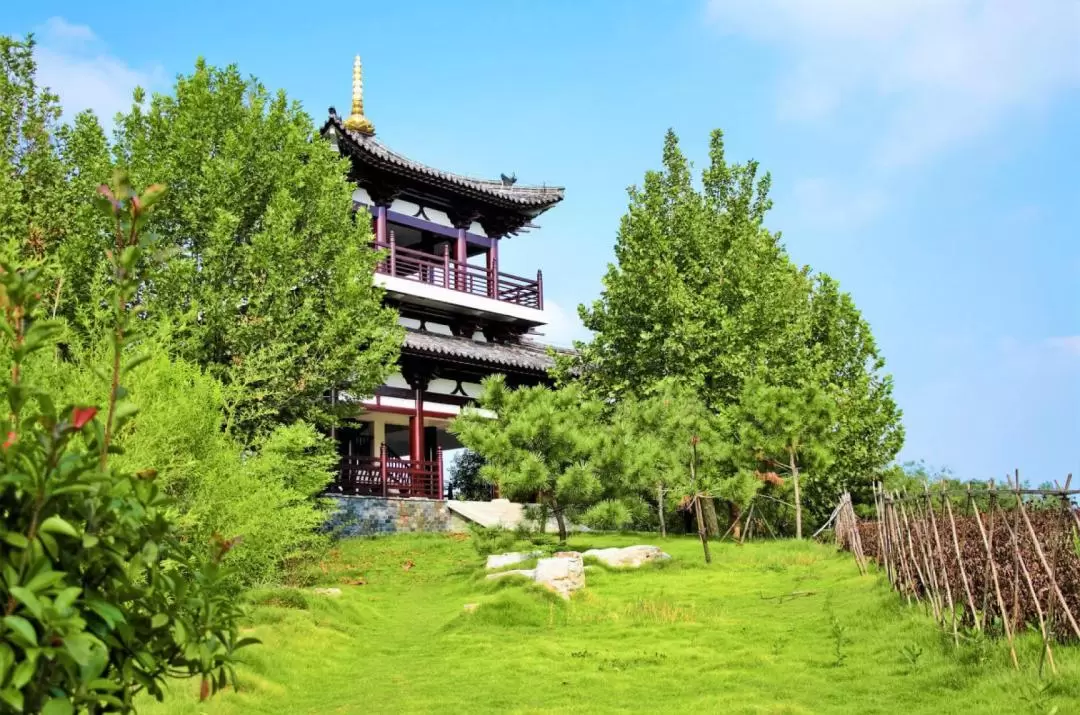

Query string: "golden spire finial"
[[343, 54, 375, 135]]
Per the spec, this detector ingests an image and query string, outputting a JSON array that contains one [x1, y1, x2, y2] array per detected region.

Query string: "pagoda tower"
[[321, 55, 566, 500]]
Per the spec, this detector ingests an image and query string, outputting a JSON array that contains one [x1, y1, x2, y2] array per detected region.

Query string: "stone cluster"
[[481, 545, 671, 600]]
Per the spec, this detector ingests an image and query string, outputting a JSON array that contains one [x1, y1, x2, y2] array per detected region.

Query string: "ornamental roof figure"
[[343, 54, 375, 136]]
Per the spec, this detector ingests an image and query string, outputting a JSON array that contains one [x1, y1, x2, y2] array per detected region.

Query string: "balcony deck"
[[335, 453, 443, 500], [374, 239, 542, 312]]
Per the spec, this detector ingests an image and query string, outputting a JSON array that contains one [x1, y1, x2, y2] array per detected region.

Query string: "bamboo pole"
[[739, 501, 756, 545], [895, 491, 919, 602], [976, 484, 996, 632], [943, 486, 979, 630], [897, 496, 928, 608], [925, 485, 959, 645], [1013, 483, 1080, 639], [909, 491, 943, 621], [969, 494, 1018, 669], [873, 483, 888, 574], [995, 499, 1056, 674], [912, 490, 945, 624], [848, 495, 868, 576]]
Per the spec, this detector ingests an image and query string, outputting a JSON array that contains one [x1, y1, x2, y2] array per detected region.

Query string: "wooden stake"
[[694, 494, 712, 564], [996, 499, 1056, 674], [969, 496, 1019, 669], [943, 487, 979, 630], [925, 486, 959, 645], [1014, 485, 1080, 639], [897, 496, 929, 607], [657, 483, 666, 539], [887, 493, 914, 601], [911, 491, 945, 624]]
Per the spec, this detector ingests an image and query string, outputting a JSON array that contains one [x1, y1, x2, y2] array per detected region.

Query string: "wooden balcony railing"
[[335, 445, 444, 500], [374, 238, 543, 310]]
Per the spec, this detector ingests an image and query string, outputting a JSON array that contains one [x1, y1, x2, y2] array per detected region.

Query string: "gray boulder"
[[583, 545, 671, 568]]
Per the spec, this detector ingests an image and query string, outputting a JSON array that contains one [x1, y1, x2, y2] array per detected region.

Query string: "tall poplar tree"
[[0, 41, 402, 439], [558, 129, 903, 520]]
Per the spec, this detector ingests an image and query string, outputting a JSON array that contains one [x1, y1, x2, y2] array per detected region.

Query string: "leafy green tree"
[[558, 129, 809, 407], [734, 377, 837, 538], [556, 129, 902, 517], [0, 175, 250, 712], [451, 377, 605, 542], [106, 59, 401, 438], [0, 36, 113, 310], [803, 275, 904, 513], [448, 449, 494, 501], [0, 41, 402, 439]]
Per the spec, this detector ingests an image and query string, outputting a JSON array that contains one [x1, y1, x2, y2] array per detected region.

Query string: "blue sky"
[[4, 1, 1078, 482]]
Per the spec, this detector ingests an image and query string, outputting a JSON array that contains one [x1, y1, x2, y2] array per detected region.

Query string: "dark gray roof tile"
[[324, 112, 565, 212], [402, 329, 562, 373]]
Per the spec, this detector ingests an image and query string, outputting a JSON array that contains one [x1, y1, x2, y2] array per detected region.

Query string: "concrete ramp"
[[446, 499, 570, 532]]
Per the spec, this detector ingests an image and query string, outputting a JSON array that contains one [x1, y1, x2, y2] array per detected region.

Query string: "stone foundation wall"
[[326, 495, 466, 536]]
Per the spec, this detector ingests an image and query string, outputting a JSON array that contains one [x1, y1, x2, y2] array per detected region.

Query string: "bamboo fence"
[[822, 475, 1080, 672]]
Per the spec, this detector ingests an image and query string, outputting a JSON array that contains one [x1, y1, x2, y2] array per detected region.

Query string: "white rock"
[[484, 553, 586, 599], [312, 587, 342, 597], [485, 551, 542, 570], [533, 553, 585, 599], [582, 545, 671, 568]]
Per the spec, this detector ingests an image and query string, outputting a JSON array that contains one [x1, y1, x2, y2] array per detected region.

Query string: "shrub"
[[581, 500, 633, 531], [0, 176, 249, 711], [31, 338, 334, 587]]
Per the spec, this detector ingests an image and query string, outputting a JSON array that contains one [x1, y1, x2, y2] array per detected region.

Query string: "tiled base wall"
[[326, 495, 466, 536]]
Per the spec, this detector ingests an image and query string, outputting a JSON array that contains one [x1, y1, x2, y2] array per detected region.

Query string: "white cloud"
[[790, 177, 887, 231], [1046, 336, 1080, 357], [534, 300, 591, 348], [32, 17, 163, 122], [707, 0, 1080, 166]]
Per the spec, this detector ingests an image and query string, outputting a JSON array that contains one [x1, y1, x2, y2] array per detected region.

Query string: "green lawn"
[[142, 533, 1079, 714]]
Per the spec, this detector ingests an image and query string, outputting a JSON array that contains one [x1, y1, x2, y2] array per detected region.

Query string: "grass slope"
[[143, 533, 1079, 714]]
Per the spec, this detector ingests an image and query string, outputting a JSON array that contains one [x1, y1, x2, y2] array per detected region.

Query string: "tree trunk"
[[728, 500, 742, 541], [538, 503, 549, 534], [703, 497, 720, 538], [554, 508, 568, 543], [790, 449, 802, 539], [694, 495, 712, 564], [689, 440, 710, 563], [657, 483, 666, 538]]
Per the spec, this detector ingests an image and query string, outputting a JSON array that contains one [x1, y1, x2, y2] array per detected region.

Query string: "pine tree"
[[734, 377, 837, 538], [451, 377, 605, 542]]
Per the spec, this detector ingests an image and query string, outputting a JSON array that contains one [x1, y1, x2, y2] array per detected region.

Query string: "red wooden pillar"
[[375, 205, 388, 244], [455, 227, 467, 291], [388, 229, 397, 276], [442, 244, 451, 288], [379, 442, 388, 497], [487, 239, 499, 298], [436, 447, 445, 501], [409, 386, 424, 497]]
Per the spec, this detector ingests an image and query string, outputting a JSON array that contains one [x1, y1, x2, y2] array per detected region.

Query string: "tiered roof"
[[321, 55, 564, 236], [324, 111, 564, 213], [402, 329, 562, 375]]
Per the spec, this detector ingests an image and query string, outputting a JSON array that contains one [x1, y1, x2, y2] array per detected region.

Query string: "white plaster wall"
[[351, 187, 373, 207], [459, 381, 484, 397], [384, 372, 411, 389]]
